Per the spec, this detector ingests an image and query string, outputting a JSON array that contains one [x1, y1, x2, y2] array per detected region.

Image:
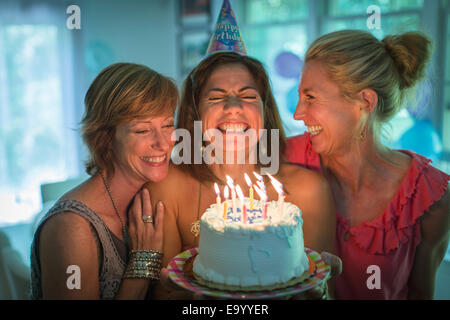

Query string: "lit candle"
[[226, 175, 237, 215], [253, 171, 263, 183], [214, 182, 221, 216], [223, 186, 229, 220], [235, 185, 247, 224], [267, 174, 283, 199], [256, 180, 265, 192], [244, 173, 254, 210], [253, 171, 266, 195], [254, 184, 268, 220], [269, 175, 285, 219], [267, 173, 280, 188]]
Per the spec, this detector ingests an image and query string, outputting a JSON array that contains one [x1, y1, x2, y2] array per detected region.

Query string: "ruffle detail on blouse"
[[340, 151, 450, 255]]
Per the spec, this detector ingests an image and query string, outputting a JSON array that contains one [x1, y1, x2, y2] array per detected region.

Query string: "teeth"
[[141, 155, 166, 163], [218, 124, 248, 133], [307, 125, 323, 136]]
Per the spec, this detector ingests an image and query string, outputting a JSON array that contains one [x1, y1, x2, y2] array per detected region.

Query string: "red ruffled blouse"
[[286, 134, 450, 299]]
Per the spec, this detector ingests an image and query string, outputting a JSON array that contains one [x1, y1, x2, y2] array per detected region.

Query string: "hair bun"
[[381, 32, 432, 89]]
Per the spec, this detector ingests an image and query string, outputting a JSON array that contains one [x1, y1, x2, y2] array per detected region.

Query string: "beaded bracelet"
[[124, 249, 163, 280], [129, 249, 163, 260]]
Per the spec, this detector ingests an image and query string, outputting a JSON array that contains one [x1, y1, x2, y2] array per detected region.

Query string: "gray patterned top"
[[30, 199, 128, 299]]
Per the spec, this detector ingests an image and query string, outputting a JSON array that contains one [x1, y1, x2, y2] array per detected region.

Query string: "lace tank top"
[[30, 199, 128, 299]]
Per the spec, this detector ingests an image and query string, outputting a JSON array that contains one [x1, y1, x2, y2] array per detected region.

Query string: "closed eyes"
[[207, 95, 258, 101]]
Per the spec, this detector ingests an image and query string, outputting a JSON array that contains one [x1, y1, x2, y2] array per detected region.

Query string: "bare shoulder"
[[430, 186, 450, 214], [39, 211, 100, 298], [39, 212, 99, 279], [145, 164, 191, 191], [40, 211, 96, 250], [144, 164, 196, 213], [278, 163, 330, 198], [421, 187, 450, 244], [278, 165, 336, 253]]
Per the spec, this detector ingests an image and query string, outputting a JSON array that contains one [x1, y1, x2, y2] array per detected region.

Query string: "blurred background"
[[0, 0, 449, 299]]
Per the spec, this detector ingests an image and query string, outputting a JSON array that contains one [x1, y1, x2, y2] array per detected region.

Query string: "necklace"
[[190, 182, 202, 240], [100, 171, 128, 243]]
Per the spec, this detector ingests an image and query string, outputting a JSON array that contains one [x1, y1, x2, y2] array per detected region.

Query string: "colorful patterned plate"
[[167, 247, 331, 299]]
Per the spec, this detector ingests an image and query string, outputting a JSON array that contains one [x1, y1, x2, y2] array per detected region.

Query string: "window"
[[178, 0, 212, 80], [321, 0, 425, 154], [327, 0, 423, 16], [244, 0, 308, 24], [242, 0, 309, 137], [0, 3, 79, 226], [177, 0, 449, 168], [240, 0, 450, 169]]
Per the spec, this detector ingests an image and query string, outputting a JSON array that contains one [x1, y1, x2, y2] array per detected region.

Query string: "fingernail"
[[158, 201, 163, 207]]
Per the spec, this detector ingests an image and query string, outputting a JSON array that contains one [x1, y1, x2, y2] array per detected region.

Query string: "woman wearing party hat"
[[146, 0, 339, 300]]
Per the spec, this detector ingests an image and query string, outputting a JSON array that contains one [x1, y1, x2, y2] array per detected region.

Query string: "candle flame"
[[253, 171, 263, 181], [214, 182, 220, 196], [256, 180, 265, 191], [267, 173, 284, 195], [253, 184, 267, 200], [272, 181, 284, 196], [244, 173, 252, 187], [235, 184, 244, 200], [267, 173, 281, 187], [226, 175, 235, 190], [224, 186, 229, 199]]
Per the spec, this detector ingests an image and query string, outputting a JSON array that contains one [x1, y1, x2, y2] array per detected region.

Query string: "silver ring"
[[142, 214, 153, 224]]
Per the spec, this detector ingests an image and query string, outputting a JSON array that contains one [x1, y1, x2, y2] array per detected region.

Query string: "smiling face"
[[198, 63, 264, 154], [112, 113, 175, 183], [294, 60, 362, 156]]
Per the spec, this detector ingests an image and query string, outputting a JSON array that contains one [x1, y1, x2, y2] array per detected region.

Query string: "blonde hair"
[[81, 63, 178, 176], [305, 30, 432, 141]]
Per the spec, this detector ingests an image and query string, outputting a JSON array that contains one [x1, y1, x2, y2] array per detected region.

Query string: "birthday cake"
[[192, 199, 310, 291]]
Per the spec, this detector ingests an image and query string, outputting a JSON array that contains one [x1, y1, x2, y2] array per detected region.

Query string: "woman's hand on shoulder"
[[143, 164, 188, 267], [127, 188, 164, 252], [39, 212, 100, 299]]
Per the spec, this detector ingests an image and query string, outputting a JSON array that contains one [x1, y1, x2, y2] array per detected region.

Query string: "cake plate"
[[167, 247, 331, 300]]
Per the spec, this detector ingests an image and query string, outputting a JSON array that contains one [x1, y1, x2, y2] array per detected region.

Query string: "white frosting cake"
[[193, 199, 310, 291]]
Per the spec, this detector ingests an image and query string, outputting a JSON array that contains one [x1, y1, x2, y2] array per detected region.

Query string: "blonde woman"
[[288, 30, 450, 299], [30, 63, 178, 299]]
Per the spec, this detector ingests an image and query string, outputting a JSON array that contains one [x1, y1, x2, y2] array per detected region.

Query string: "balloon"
[[274, 51, 303, 79], [397, 119, 443, 162], [405, 80, 432, 120], [286, 84, 299, 114]]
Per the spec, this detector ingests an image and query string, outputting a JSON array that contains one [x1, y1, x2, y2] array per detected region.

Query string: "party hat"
[[206, 0, 247, 56]]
